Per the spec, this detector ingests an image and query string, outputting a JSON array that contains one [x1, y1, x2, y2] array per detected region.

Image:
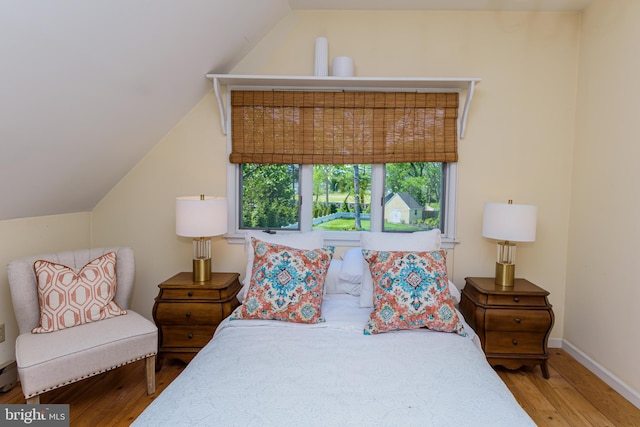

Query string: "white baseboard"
[[548, 337, 563, 348], [561, 339, 640, 409]]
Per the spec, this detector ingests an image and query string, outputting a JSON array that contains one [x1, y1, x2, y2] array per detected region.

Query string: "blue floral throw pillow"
[[362, 249, 466, 336], [230, 238, 334, 324]]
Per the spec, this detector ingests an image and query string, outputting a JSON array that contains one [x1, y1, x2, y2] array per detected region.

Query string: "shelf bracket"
[[460, 80, 476, 139], [208, 74, 479, 139], [212, 77, 227, 135]]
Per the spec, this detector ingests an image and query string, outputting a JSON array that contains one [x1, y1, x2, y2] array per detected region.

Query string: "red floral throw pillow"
[[231, 238, 334, 324], [362, 249, 466, 336]]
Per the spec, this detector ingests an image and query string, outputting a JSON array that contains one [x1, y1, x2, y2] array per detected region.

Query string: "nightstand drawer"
[[154, 302, 222, 325], [485, 331, 546, 354], [161, 326, 216, 348], [486, 294, 548, 307], [161, 288, 223, 300], [154, 272, 241, 367], [461, 277, 554, 379], [485, 309, 551, 332]]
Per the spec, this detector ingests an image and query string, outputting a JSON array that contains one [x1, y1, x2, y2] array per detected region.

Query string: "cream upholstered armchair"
[[7, 247, 157, 404]]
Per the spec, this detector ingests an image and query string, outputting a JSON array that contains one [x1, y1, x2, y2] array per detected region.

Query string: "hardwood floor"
[[0, 359, 186, 426], [497, 350, 640, 426], [1, 349, 638, 426]]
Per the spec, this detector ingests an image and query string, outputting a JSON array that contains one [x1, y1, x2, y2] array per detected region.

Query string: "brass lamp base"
[[192, 258, 211, 282], [495, 262, 515, 287]]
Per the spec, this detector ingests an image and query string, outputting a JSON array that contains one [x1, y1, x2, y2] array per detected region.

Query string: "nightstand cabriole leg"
[[541, 360, 550, 379]]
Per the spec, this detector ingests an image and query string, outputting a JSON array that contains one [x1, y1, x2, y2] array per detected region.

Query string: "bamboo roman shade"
[[230, 90, 459, 165]]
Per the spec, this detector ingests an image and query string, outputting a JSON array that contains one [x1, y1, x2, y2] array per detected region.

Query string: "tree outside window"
[[239, 162, 442, 232]]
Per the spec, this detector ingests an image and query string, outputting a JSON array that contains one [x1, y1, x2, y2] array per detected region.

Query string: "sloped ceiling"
[[0, 0, 591, 221], [0, 0, 290, 220]]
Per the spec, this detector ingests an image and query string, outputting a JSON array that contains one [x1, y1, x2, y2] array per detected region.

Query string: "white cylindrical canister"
[[314, 37, 329, 77], [332, 56, 354, 77]]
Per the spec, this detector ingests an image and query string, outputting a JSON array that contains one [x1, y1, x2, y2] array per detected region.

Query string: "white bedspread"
[[134, 295, 534, 427]]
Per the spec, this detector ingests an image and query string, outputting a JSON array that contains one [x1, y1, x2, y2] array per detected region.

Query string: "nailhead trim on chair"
[[24, 352, 157, 399]]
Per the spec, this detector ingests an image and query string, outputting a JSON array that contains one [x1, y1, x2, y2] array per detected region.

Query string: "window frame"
[[222, 88, 460, 250], [226, 161, 458, 249]]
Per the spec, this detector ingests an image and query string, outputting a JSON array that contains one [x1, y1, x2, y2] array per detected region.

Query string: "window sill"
[[224, 231, 457, 250]]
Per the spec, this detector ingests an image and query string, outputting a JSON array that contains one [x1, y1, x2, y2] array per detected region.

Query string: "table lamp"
[[176, 195, 228, 282], [482, 200, 537, 287]]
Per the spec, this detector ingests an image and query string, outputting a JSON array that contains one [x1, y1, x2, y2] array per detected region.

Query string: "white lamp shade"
[[176, 196, 228, 237], [482, 202, 537, 242]]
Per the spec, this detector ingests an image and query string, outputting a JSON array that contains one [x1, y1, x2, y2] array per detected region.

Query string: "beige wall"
[[91, 10, 579, 341], [237, 9, 579, 334], [3, 5, 639, 403], [91, 93, 240, 319], [237, 11, 578, 344], [0, 9, 583, 377], [566, 0, 640, 395], [0, 213, 90, 364]]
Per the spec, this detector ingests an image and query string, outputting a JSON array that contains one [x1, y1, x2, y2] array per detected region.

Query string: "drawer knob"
[[188, 333, 193, 339], [514, 318, 521, 324], [513, 297, 520, 303], [188, 291, 193, 297], [185, 312, 191, 318], [512, 339, 518, 346]]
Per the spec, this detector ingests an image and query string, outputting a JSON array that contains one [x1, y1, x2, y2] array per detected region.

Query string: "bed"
[[133, 230, 535, 426]]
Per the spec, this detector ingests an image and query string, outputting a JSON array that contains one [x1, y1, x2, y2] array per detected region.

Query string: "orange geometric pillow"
[[32, 252, 126, 333]]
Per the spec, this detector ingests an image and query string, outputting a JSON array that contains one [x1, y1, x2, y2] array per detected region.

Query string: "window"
[[227, 89, 460, 247], [239, 164, 299, 230], [235, 161, 453, 245], [383, 162, 443, 232], [312, 164, 371, 231]]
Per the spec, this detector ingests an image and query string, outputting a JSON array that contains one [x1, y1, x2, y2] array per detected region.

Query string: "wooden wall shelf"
[[205, 73, 481, 138]]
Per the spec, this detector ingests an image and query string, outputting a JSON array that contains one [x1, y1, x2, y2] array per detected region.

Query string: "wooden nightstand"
[[153, 272, 241, 368], [459, 277, 554, 378]]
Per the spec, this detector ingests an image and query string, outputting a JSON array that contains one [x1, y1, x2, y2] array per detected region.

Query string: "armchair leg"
[[26, 395, 40, 405], [146, 355, 156, 394]]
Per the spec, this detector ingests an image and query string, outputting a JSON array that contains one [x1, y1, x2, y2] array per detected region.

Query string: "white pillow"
[[359, 229, 441, 307], [448, 280, 461, 305], [238, 229, 325, 302], [325, 259, 362, 295], [339, 247, 365, 284], [335, 278, 362, 296], [323, 259, 343, 295]]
